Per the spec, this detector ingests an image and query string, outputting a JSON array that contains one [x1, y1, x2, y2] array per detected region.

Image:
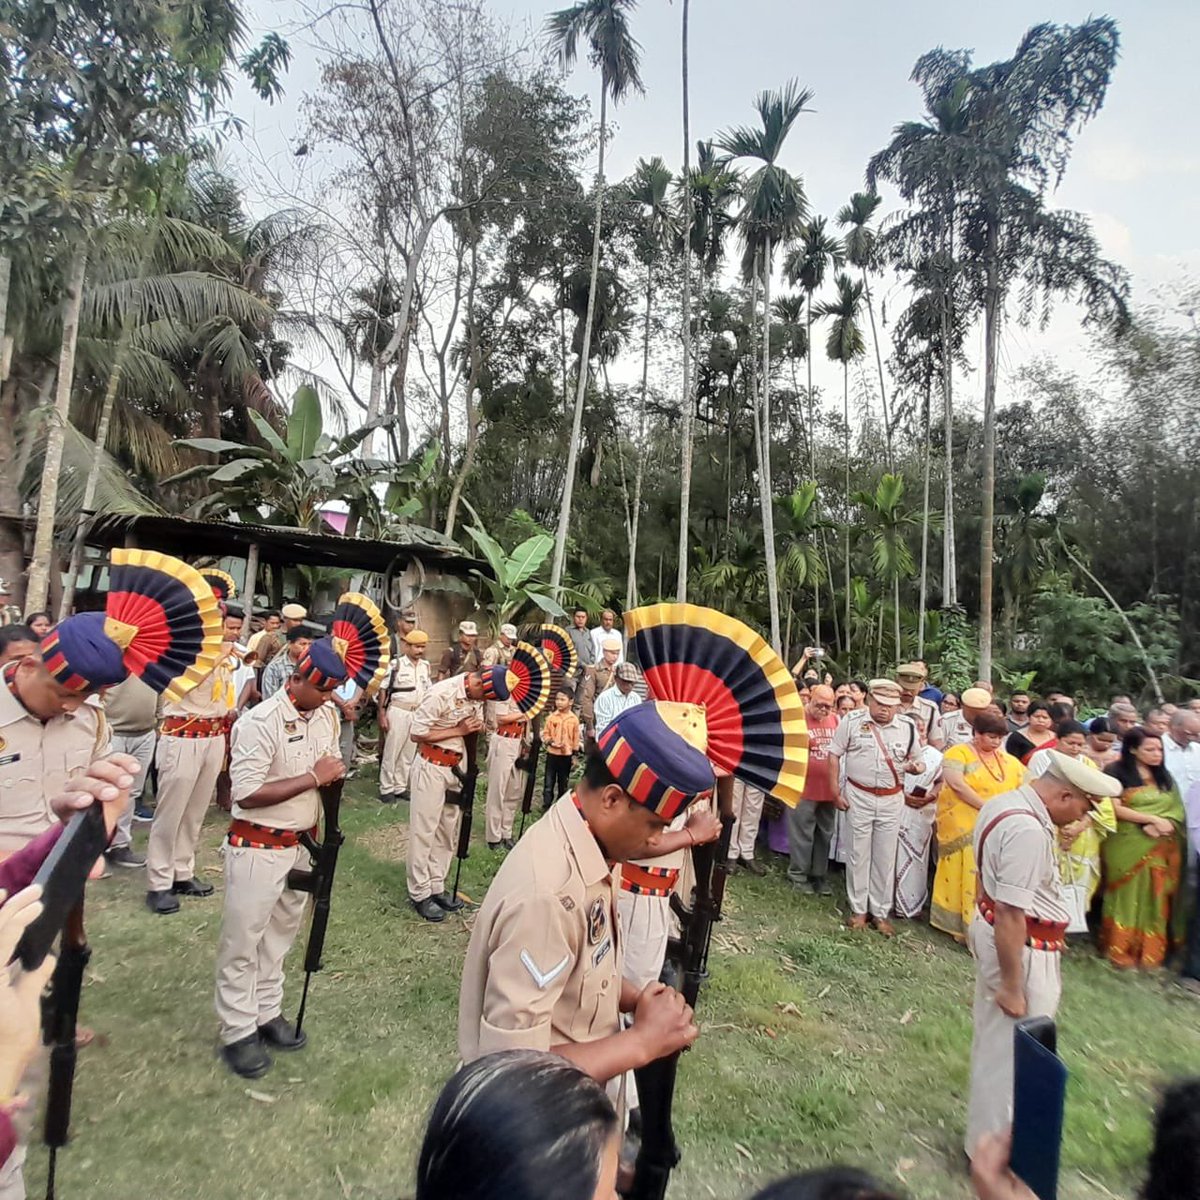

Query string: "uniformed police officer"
[[436, 620, 482, 681], [965, 751, 1121, 1157], [896, 662, 945, 750], [406, 665, 507, 921], [943, 686, 992, 748], [215, 636, 346, 1079], [481, 623, 517, 669], [145, 626, 239, 914], [458, 702, 706, 1085], [484, 691, 526, 851], [377, 630, 431, 804], [578, 634, 621, 744], [826, 679, 923, 936]]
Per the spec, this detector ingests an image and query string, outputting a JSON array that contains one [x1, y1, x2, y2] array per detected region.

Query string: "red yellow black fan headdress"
[[538, 623, 577, 678], [40, 549, 225, 700], [623, 603, 808, 806], [199, 568, 238, 602], [506, 642, 552, 719], [329, 592, 391, 695]]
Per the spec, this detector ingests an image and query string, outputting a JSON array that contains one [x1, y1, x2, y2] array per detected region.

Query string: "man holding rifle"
[[458, 702, 708, 1084], [215, 593, 389, 1079]]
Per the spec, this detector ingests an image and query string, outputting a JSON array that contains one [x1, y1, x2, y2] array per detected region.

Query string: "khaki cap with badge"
[[867, 679, 903, 706], [601, 634, 622, 651], [896, 661, 928, 679], [403, 630, 429, 646], [281, 603, 307, 621], [961, 687, 992, 709], [1042, 750, 1122, 802]]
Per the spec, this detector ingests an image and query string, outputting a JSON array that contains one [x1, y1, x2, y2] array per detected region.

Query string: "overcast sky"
[[232, 0, 1200, 420]]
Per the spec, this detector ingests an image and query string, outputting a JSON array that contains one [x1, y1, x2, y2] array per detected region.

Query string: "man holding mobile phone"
[[965, 752, 1122, 1158]]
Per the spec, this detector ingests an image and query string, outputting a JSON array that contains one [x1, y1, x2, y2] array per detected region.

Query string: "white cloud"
[[1085, 141, 1200, 184]]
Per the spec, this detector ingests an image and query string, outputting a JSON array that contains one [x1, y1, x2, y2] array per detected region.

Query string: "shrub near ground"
[[28, 771, 1200, 1200]]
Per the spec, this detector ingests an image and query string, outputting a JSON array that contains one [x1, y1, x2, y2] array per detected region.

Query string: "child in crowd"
[[541, 687, 582, 809]]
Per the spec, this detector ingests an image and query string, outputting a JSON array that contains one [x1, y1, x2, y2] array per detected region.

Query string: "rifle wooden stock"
[[290, 779, 345, 1034], [626, 777, 737, 1200], [43, 902, 89, 1200]]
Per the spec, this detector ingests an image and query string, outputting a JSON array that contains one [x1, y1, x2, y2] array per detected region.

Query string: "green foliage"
[[462, 502, 563, 622]]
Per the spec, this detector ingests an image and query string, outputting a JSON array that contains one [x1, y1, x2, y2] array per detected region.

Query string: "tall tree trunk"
[[0, 255, 11, 384], [893, 573, 901, 663], [979, 224, 999, 682], [675, 0, 693, 602], [759, 236, 781, 652], [941, 223, 958, 607], [627, 264, 653, 609], [27, 249, 87, 614], [918, 377, 932, 657], [861, 268, 893, 470], [843, 362, 851, 659], [807, 292, 820, 646], [550, 87, 607, 594]]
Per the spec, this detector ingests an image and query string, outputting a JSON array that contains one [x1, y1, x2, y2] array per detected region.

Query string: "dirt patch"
[[357, 821, 410, 862]]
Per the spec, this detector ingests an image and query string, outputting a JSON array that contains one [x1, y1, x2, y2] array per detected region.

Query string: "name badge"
[[287, 734, 304, 743], [592, 936, 612, 968], [0, 753, 20, 767]]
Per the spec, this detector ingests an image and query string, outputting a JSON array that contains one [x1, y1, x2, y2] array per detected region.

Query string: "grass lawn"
[[27, 764, 1200, 1200]]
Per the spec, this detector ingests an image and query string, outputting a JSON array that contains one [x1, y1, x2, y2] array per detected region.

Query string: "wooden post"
[[243, 542, 259, 631]]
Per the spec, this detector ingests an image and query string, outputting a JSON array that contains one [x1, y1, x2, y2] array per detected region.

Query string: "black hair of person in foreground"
[[1142, 1078, 1200, 1200], [748, 1169, 902, 1199], [416, 1051, 619, 1200]]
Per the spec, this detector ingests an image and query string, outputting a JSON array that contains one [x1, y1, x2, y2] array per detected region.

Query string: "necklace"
[[977, 748, 1006, 783]]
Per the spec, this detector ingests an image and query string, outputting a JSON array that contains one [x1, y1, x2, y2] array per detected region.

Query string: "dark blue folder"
[[1011, 1016, 1066, 1200]]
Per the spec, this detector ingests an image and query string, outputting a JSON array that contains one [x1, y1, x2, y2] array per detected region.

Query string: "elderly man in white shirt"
[[1163, 710, 1200, 854], [593, 661, 641, 735], [589, 609, 625, 664]]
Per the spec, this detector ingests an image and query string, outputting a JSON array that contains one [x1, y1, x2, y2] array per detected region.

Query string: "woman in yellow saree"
[[931, 710, 1025, 940]]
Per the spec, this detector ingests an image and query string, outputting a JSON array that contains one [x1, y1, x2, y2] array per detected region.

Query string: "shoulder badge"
[[587, 897, 607, 945], [559, 895, 576, 912]]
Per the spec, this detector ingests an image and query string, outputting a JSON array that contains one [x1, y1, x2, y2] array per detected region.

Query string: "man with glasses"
[[787, 685, 841, 895]]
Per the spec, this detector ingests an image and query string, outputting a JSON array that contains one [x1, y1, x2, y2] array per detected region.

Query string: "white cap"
[[500, 623, 517, 639], [281, 603, 307, 620], [459, 620, 478, 636]]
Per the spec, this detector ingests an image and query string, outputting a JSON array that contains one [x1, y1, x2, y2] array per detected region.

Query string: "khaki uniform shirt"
[[492, 696, 524, 731], [828, 708, 919, 792], [411, 675, 481, 759], [899, 694, 944, 748], [974, 785, 1068, 925], [943, 712, 973, 749], [459, 794, 621, 1061], [387, 655, 431, 710], [103, 674, 159, 735], [481, 641, 514, 669], [162, 650, 237, 719], [230, 688, 340, 831], [0, 676, 111, 851], [579, 661, 617, 726]]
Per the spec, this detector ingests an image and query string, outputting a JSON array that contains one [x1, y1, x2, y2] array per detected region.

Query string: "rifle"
[[625, 774, 736, 1200], [448, 731, 480, 899], [42, 903, 89, 1200], [286, 778, 346, 1036], [515, 721, 542, 839]]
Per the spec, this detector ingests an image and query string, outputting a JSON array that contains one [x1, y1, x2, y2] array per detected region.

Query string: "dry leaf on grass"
[[734, 1143, 753, 1161], [899, 1008, 914, 1025], [245, 1089, 276, 1104]]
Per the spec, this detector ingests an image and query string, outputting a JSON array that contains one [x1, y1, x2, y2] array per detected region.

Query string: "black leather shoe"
[[501, 838, 516, 850], [432, 891, 464, 912], [397, 790, 411, 803], [412, 896, 446, 922], [145, 889, 179, 915], [258, 1016, 307, 1051], [378, 792, 396, 805], [172, 878, 215, 897], [487, 841, 501, 850], [220, 1034, 271, 1079], [740, 858, 767, 877]]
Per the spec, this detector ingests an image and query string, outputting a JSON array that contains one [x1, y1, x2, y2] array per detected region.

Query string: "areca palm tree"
[[775, 481, 828, 660], [676, 0, 693, 601], [852, 473, 920, 660], [816, 272, 865, 655], [718, 81, 814, 652], [545, 0, 644, 595], [625, 156, 673, 608], [837, 191, 893, 468]]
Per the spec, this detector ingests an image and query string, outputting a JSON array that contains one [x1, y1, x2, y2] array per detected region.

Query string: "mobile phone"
[[1011, 1016, 1066, 1200], [810, 647, 825, 659], [14, 803, 108, 971]]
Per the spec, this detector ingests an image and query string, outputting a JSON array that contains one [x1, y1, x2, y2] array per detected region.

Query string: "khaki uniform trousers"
[[484, 736, 524, 844], [0, 1147, 25, 1200], [728, 778, 766, 861], [378, 702, 419, 795], [214, 842, 310, 1045], [965, 919, 1062, 1157], [146, 733, 225, 892], [845, 782, 904, 919], [406, 756, 461, 902], [617, 891, 671, 991]]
